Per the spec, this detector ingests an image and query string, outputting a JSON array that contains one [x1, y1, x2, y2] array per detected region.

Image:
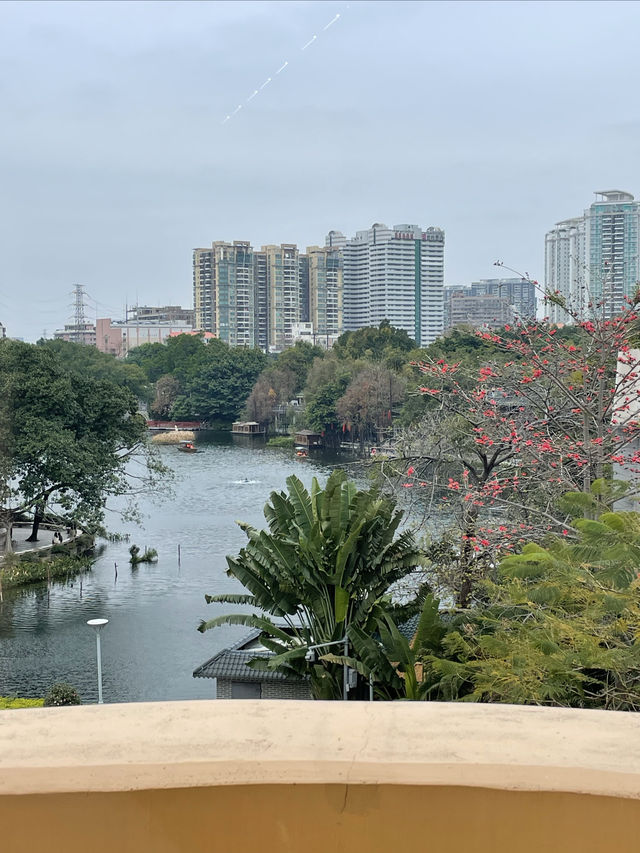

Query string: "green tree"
[[0, 339, 165, 547], [276, 341, 324, 392], [171, 345, 267, 423], [199, 471, 422, 699], [422, 512, 640, 709], [333, 320, 415, 362], [40, 338, 152, 401]]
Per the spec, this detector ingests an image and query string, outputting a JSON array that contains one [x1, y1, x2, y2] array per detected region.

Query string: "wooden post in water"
[[114, 562, 118, 581], [178, 544, 181, 568]]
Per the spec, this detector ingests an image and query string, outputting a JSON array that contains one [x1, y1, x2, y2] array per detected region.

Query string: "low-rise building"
[[53, 322, 96, 346], [96, 317, 195, 357], [193, 630, 312, 700]]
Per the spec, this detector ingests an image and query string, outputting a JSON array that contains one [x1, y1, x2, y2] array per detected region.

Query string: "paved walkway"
[[1, 525, 73, 558]]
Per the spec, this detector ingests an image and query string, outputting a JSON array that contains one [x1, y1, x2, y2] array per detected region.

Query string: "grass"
[[0, 697, 44, 709], [0, 555, 93, 590]]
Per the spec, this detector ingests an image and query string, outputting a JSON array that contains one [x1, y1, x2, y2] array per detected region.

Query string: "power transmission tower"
[[72, 284, 89, 344]]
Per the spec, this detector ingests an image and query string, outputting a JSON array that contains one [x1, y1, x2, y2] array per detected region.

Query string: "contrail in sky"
[[221, 7, 346, 125]]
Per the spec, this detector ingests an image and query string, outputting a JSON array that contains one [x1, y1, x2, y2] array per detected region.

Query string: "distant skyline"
[[2, 0, 640, 341]]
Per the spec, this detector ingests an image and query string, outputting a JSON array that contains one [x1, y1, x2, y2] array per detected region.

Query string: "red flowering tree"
[[390, 283, 640, 607]]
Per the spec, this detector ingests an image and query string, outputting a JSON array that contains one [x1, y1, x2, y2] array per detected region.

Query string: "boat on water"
[[177, 441, 199, 453]]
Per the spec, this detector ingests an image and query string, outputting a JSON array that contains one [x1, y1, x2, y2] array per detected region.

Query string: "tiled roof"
[[193, 649, 303, 683], [398, 613, 420, 641]]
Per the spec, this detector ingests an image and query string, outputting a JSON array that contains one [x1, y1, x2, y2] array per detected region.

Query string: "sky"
[[2, 0, 640, 341]]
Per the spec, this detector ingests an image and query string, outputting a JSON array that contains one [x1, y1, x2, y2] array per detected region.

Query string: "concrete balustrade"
[[2, 701, 640, 852]]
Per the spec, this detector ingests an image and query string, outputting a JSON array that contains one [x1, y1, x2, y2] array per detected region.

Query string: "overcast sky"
[[2, 0, 640, 341]]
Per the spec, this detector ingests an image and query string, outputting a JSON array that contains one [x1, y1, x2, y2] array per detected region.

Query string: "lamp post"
[[87, 618, 108, 704], [304, 635, 371, 701]]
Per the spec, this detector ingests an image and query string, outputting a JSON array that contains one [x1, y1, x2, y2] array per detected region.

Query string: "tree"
[[422, 512, 640, 709], [0, 339, 165, 548], [336, 365, 406, 447], [244, 368, 297, 426], [198, 471, 422, 699], [171, 345, 267, 423], [392, 306, 640, 605], [40, 338, 151, 402], [276, 341, 324, 393], [333, 320, 415, 362], [150, 374, 181, 419]]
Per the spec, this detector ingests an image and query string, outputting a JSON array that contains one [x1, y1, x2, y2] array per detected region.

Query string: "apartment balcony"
[[2, 701, 640, 852]]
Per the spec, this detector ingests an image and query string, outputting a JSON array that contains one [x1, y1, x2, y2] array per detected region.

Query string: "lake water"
[[0, 434, 360, 703]]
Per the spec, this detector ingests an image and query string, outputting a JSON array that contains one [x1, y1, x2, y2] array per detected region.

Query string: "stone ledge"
[[2, 700, 640, 799]]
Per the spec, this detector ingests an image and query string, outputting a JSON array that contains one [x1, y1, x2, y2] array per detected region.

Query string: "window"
[[231, 681, 262, 699]]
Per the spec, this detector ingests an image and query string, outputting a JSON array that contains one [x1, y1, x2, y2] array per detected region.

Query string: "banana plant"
[[199, 470, 422, 699]]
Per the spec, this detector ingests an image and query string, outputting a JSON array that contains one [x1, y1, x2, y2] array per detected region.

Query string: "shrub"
[[43, 683, 81, 707], [266, 435, 295, 448]]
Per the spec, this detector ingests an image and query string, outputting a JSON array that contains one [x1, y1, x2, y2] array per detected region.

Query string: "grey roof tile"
[[193, 649, 303, 683]]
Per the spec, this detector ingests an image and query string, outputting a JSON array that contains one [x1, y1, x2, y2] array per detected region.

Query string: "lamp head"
[[87, 618, 109, 632]]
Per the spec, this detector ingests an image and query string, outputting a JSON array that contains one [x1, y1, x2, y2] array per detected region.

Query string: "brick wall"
[[216, 679, 311, 700]]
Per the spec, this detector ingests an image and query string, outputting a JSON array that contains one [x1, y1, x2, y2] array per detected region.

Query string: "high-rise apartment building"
[[193, 240, 343, 352], [470, 278, 536, 320], [306, 246, 343, 344], [545, 191, 640, 322], [326, 223, 445, 346], [263, 244, 301, 352], [193, 241, 259, 347]]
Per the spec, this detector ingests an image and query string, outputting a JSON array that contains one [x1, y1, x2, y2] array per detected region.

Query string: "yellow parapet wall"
[[2, 701, 640, 853]]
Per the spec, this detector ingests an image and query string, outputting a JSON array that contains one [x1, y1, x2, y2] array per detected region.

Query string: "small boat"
[[177, 441, 199, 453], [296, 450, 308, 458]]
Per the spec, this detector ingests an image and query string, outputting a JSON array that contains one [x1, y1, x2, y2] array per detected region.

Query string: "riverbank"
[[0, 553, 94, 592]]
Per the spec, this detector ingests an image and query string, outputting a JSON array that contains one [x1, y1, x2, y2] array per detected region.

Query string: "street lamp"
[[304, 636, 363, 701], [87, 618, 108, 704]]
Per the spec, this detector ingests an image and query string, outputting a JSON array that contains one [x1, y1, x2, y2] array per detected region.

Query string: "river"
[[0, 434, 360, 703]]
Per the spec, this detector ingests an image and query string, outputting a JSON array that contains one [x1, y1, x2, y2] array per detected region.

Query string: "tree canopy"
[[0, 338, 165, 548], [332, 320, 416, 362], [128, 334, 268, 423]]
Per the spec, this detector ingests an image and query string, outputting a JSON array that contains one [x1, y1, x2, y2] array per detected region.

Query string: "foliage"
[[170, 344, 267, 423], [392, 304, 640, 605], [199, 470, 422, 699], [129, 544, 158, 565], [336, 364, 406, 445], [275, 341, 324, 392], [0, 554, 93, 590], [0, 697, 44, 709], [39, 338, 152, 402], [244, 368, 297, 425], [150, 374, 181, 419], [43, 683, 81, 707], [266, 436, 295, 448], [0, 339, 167, 550], [302, 357, 353, 445], [422, 513, 640, 709], [333, 320, 415, 362]]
